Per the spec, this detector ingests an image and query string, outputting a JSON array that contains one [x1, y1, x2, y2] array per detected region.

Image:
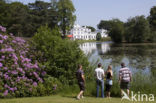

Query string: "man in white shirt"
[[95, 63, 105, 98]]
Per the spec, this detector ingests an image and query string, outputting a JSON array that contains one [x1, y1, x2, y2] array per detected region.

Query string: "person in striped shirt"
[[119, 62, 132, 96]]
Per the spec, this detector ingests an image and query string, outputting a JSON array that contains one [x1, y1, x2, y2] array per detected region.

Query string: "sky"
[[11, 0, 156, 28]]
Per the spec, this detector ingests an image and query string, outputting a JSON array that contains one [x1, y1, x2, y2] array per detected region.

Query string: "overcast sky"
[[11, 0, 156, 28]]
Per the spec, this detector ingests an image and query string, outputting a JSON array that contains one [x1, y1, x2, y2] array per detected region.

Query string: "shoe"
[[76, 96, 80, 100], [81, 96, 84, 99]]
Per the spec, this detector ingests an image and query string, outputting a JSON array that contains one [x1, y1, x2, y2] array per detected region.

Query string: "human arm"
[[81, 70, 85, 82], [129, 71, 132, 82], [102, 70, 105, 79], [119, 70, 122, 83], [81, 74, 85, 83], [110, 70, 113, 79]]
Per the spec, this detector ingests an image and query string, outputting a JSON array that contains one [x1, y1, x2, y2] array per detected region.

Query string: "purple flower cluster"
[[0, 34, 8, 40], [0, 62, 3, 67], [0, 47, 15, 53], [53, 84, 57, 90], [3, 90, 8, 96], [0, 25, 46, 97], [0, 40, 3, 43], [0, 25, 6, 32]]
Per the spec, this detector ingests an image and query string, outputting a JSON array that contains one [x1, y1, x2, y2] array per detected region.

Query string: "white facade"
[[96, 29, 108, 38], [69, 24, 108, 40], [70, 24, 97, 40]]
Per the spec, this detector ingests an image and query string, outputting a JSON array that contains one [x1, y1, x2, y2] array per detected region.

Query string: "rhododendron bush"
[[0, 25, 89, 98], [0, 25, 47, 97]]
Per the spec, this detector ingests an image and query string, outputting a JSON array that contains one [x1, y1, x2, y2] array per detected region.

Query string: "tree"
[[57, 0, 76, 38], [97, 20, 115, 31], [0, 0, 76, 37], [148, 6, 156, 42], [125, 16, 150, 43], [0, 0, 5, 2], [149, 6, 156, 31], [0, 1, 30, 36], [28, 1, 54, 36], [109, 19, 124, 43], [86, 26, 96, 32], [8, 2, 30, 37], [96, 32, 101, 41], [0, 0, 10, 26]]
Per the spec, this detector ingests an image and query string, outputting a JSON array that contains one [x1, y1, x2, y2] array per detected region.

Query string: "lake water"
[[80, 42, 156, 76]]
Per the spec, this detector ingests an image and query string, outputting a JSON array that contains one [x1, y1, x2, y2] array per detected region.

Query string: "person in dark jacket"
[[76, 64, 85, 100]]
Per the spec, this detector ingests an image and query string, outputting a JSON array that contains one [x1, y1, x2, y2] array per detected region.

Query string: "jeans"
[[96, 79, 104, 98]]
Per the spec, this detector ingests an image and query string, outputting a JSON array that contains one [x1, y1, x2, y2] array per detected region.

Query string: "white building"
[[96, 29, 108, 38], [70, 24, 96, 40], [69, 24, 108, 40]]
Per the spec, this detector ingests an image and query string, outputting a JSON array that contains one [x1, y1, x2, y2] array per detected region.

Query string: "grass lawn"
[[0, 95, 155, 103]]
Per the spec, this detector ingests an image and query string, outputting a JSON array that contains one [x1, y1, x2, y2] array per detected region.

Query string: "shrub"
[[32, 26, 90, 85], [96, 33, 101, 41], [0, 25, 46, 98], [43, 76, 62, 95]]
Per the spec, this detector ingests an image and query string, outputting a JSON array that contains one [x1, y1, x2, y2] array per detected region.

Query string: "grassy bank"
[[59, 69, 156, 98], [0, 95, 151, 103]]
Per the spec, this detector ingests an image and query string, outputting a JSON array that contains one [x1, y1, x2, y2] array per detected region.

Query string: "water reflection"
[[79, 42, 111, 54], [80, 42, 156, 77]]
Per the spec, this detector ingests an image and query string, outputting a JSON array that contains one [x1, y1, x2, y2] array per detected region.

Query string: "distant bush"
[[101, 37, 112, 41], [96, 33, 101, 41]]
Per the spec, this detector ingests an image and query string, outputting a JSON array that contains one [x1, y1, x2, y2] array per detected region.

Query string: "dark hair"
[[98, 63, 102, 67], [78, 64, 82, 69], [121, 62, 125, 67]]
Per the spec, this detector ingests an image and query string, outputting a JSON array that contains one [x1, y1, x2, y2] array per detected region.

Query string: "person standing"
[[105, 65, 113, 98], [95, 63, 105, 98], [119, 62, 132, 97], [76, 64, 85, 100]]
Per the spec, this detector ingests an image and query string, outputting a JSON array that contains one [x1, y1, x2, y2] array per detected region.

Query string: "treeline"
[[98, 6, 156, 43], [0, 0, 76, 37]]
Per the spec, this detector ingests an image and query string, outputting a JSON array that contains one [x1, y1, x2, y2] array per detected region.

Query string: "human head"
[[121, 62, 126, 68], [78, 64, 82, 69], [98, 63, 102, 68], [107, 65, 112, 71]]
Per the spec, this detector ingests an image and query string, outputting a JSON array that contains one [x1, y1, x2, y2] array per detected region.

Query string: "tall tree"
[[97, 20, 115, 31], [0, 0, 10, 26], [149, 6, 156, 31], [8, 2, 29, 36], [96, 32, 101, 41], [125, 16, 150, 43], [148, 6, 156, 42], [109, 19, 124, 43], [57, 0, 76, 38], [86, 26, 96, 32], [28, 1, 52, 35], [0, 1, 30, 36]]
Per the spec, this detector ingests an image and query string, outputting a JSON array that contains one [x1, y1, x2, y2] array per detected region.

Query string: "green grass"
[[0, 95, 155, 103]]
